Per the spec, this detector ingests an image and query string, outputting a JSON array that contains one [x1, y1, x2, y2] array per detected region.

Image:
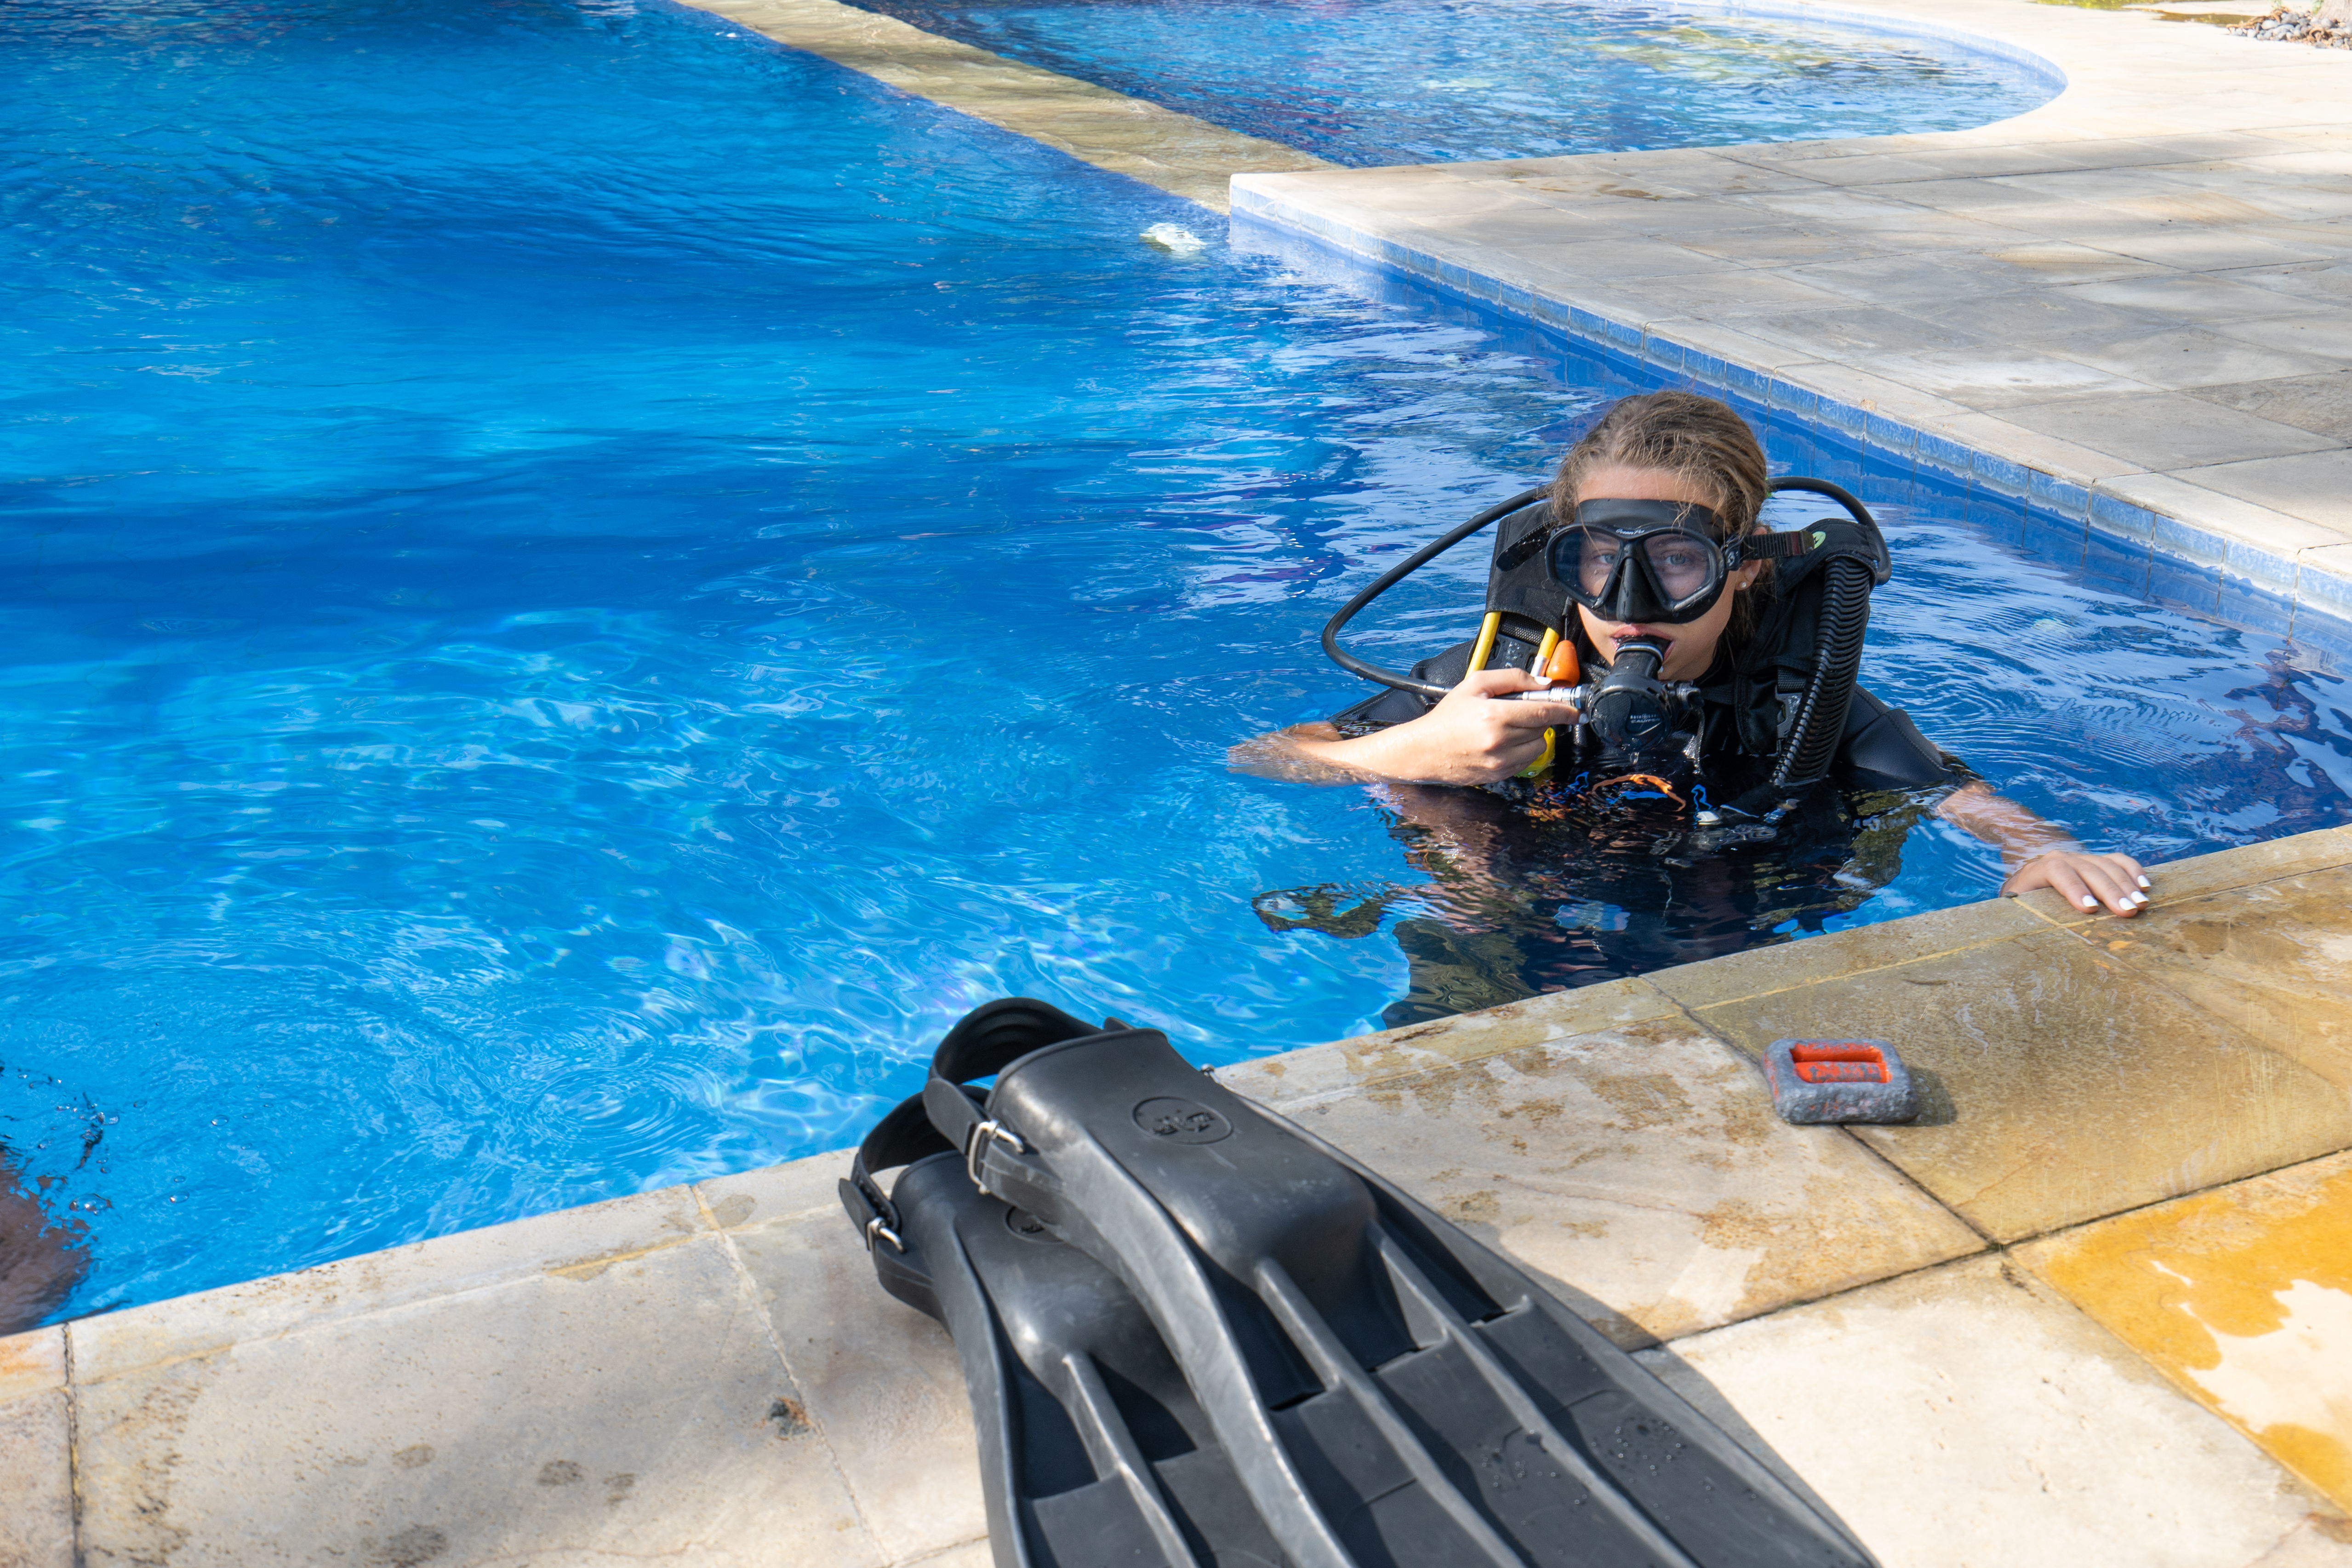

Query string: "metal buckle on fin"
[[964, 1118, 1025, 1196], [863, 1214, 904, 1254]]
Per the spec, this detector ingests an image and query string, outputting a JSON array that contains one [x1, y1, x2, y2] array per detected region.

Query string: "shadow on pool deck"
[[4, 824, 2350, 1566]]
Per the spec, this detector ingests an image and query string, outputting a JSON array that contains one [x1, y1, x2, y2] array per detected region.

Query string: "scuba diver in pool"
[[1234, 392, 2151, 1024]]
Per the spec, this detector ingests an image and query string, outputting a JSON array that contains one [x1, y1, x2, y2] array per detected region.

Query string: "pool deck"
[[7, 824, 2351, 1566], [678, 0, 1331, 210], [1229, 0, 2352, 637]]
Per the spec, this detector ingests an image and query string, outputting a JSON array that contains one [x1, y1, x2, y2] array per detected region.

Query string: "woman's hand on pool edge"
[[1233, 667, 1580, 785], [2001, 849, 2151, 917]]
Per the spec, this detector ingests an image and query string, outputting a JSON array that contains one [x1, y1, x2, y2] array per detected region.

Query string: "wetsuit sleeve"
[[1326, 639, 1477, 730], [1839, 685, 1970, 790]]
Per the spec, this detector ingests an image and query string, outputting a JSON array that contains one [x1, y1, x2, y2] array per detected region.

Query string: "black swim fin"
[[921, 998, 1878, 1568], [840, 1092, 1293, 1567]]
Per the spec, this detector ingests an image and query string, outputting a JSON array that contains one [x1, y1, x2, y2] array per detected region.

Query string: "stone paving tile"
[[1269, 1014, 1982, 1346], [71, 1183, 708, 1385], [727, 1208, 986, 1566], [2017, 1151, 2352, 1513], [2197, 371, 2352, 441], [1218, 974, 1681, 1107], [2224, 314, 2352, 366], [0, 1322, 64, 1400], [2000, 389, 2338, 468], [2085, 863, 2352, 1089], [1645, 895, 2047, 1010], [698, 1148, 843, 1232], [73, 1234, 872, 1568], [2065, 270, 2316, 322], [0, 1329, 72, 1568], [2176, 449, 2352, 532], [1644, 1256, 2352, 1567], [1692, 928, 2352, 1241], [1850, 345, 2157, 410], [1733, 305, 1986, 358], [2054, 325, 2345, 391], [679, 0, 1324, 211]]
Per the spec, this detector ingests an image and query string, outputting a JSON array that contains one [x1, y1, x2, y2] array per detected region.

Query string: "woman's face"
[[1571, 463, 1760, 682]]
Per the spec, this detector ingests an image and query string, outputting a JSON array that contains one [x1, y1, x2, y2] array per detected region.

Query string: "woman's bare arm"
[[1934, 781, 2149, 917], [1228, 668, 1579, 786]]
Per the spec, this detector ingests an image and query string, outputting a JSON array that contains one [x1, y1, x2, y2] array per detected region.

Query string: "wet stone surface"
[[1276, 1014, 1981, 1344], [2019, 1150, 2352, 1513], [1696, 927, 2352, 1241]]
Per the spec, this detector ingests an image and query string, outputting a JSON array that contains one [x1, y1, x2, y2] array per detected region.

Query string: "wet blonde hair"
[[1551, 391, 1773, 643]]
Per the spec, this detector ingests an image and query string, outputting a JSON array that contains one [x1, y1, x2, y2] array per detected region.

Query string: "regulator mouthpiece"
[[1586, 638, 1695, 754]]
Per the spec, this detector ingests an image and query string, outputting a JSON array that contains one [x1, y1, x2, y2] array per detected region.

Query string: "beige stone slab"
[[1217, 975, 1680, 1107], [1731, 304, 1986, 358], [1645, 895, 2048, 1011], [2173, 448, 2352, 532], [697, 1147, 845, 1232], [2088, 864, 2352, 1090], [2017, 1150, 2352, 1512], [2002, 389, 2338, 468], [1849, 345, 2159, 410], [678, 0, 1327, 212], [2053, 325, 2346, 391], [2065, 270, 2317, 321], [1276, 1014, 1982, 1346], [73, 1233, 876, 1568], [0, 1386, 73, 1568], [726, 1209, 984, 1565], [2197, 370, 2352, 442], [71, 1184, 709, 1386], [0, 1323, 65, 1400], [1646, 1256, 2352, 1566], [1693, 928, 2352, 1241]]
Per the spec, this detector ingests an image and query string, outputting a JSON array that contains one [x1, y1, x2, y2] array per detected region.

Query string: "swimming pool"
[[842, 0, 2059, 166], [2, 0, 2344, 1325]]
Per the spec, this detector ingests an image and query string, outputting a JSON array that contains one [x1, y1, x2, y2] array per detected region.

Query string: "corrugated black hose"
[[1769, 553, 1873, 791]]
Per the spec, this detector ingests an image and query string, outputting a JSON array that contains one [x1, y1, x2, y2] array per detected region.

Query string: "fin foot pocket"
[[906, 998, 1882, 1568]]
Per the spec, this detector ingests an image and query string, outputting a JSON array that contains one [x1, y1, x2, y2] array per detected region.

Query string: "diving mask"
[[1548, 498, 1746, 627]]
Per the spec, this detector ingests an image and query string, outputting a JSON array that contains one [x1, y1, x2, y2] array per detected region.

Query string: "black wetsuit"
[[1261, 617, 1970, 1026]]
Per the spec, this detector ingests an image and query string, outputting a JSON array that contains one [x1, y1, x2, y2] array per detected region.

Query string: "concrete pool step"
[[6, 825, 2352, 1565], [675, 0, 1331, 211], [1227, 0, 2352, 639]]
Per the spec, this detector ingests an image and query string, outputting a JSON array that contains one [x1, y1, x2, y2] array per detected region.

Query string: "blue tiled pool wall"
[[1229, 196, 2352, 671]]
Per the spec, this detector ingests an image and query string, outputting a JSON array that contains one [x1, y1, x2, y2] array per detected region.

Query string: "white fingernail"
[[2131, 892, 2149, 905], [2136, 876, 2151, 889], [2081, 895, 2099, 909]]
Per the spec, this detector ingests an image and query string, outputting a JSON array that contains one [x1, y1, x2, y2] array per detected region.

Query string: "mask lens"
[[1640, 534, 1718, 603], [1570, 528, 1622, 598]]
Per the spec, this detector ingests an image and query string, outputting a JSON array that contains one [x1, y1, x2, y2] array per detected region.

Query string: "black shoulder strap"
[[1739, 519, 1892, 586]]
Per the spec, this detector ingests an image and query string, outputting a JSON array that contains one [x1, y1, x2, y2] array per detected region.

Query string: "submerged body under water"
[[1260, 758, 1937, 1024], [1, 0, 2347, 1325]]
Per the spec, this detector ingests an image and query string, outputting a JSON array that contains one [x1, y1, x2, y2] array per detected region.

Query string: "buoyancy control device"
[[1319, 476, 1892, 824]]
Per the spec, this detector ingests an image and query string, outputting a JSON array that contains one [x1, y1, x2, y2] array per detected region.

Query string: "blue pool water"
[[1, 0, 2344, 1323], [847, 0, 2058, 166]]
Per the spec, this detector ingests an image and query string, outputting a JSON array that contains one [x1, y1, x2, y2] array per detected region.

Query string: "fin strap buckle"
[[862, 1213, 905, 1254], [964, 1118, 1026, 1196]]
